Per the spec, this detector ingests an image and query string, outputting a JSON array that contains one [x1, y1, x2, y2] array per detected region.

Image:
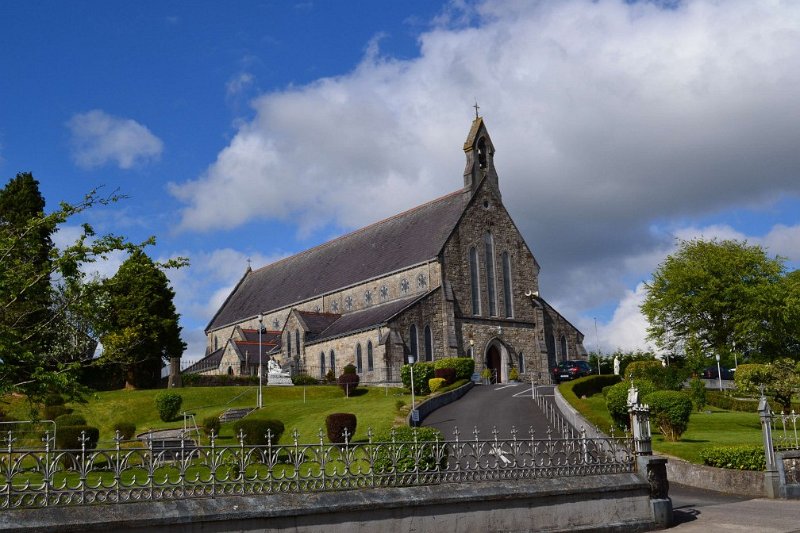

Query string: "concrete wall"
[[409, 381, 474, 426], [666, 456, 766, 497], [2, 475, 657, 533]]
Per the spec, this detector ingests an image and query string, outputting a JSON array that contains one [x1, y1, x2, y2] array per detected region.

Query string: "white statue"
[[613, 356, 620, 376], [268, 358, 282, 375]]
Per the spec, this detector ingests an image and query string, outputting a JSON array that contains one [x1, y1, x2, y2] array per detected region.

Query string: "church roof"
[[183, 348, 224, 374], [207, 189, 469, 331], [296, 311, 342, 335]]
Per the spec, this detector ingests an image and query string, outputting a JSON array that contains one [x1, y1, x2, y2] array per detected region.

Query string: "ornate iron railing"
[[1, 426, 634, 509], [773, 410, 800, 451]]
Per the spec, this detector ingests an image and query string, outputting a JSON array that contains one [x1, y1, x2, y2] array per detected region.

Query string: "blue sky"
[[2, 1, 799, 362]]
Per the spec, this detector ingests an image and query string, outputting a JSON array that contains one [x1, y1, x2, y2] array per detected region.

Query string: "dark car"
[[701, 366, 735, 380], [552, 360, 593, 383]]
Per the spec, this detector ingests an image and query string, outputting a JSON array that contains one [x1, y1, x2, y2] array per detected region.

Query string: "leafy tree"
[[0, 179, 142, 405], [641, 239, 795, 366], [735, 359, 800, 413], [98, 251, 186, 389]]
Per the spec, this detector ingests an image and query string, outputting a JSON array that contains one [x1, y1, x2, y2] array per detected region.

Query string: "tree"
[[0, 180, 143, 404], [98, 251, 186, 389], [641, 239, 794, 366], [735, 359, 800, 414]]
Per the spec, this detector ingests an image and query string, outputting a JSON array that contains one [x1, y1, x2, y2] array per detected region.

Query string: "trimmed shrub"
[[44, 404, 72, 420], [325, 413, 357, 443], [55, 414, 87, 427], [434, 367, 456, 385], [182, 374, 258, 387], [154, 391, 183, 422], [699, 445, 766, 471], [55, 425, 99, 449], [338, 371, 360, 397], [434, 357, 475, 380], [292, 373, 318, 385], [428, 377, 446, 393], [201, 416, 220, 436], [342, 364, 357, 374], [232, 419, 284, 445], [689, 378, 707, 411], [625, 360, 687, 391], [643, 390, 693, 441], [508, 367, 519, 381], [605, 379, 658, 430], [401, 362, 435, 394], [570, 374, 622, 399], [325, 369, 336, 384], [113, 421, 136, 440], [372, 426, 446, 475]]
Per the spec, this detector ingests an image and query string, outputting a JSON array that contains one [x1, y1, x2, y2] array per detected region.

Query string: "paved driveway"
[[422, 382, 555, 439]]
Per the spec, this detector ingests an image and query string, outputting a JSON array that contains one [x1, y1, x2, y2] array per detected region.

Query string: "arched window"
[[502, 251, 513, 318], [295, 330, 300, 355], [356, 344, 363, 373], [367, 341, 374, 371], [213, 335, 218, 351], [560, 335, 568, 361], [467, 346, 474, 359], [469, 247, 481, 315], [320, 352, 326, 378], [286, 332, 291, 356], [409, 324, 418, 362], [518, 352, 525, 374], [424, 325, 433, 362], [227, 366, 233, 376], [330, 350, 336, 376], [484, 232, 497, 316]]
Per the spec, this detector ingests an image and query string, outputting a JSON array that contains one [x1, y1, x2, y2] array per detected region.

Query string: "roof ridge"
[[250, 187, 466, 275]]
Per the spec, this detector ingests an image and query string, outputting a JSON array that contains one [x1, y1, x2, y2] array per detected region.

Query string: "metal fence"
[[1, 426, 634, 509]]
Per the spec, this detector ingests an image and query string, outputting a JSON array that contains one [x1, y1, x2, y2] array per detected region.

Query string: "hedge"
[[429, 378, 446, 393], [434, 367, 456, 385], [182, 374, 259, 387], [232, 419, 284, 445], [401, 362, 435, 394], [326, 413, 357, 443], [705, 391, 800, 413], [292, 373, 319, 385], [699, 445, 766, 471], [568, 374, 622, 398], [434, 357, 475, 380], [606, 379, 658, 430], [55, 414, 87, 427]]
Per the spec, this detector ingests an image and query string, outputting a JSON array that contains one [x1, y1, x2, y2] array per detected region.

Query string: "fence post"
[[759, 391, 780, 498]]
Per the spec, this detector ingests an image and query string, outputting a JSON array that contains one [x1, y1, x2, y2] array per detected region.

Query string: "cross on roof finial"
[[246, 257, 252, 269], [473, 99, 480, 119]]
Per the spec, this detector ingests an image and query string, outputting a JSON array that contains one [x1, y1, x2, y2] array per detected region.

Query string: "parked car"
[[700, 366, 735, 380], [552, 360, 593, 383]]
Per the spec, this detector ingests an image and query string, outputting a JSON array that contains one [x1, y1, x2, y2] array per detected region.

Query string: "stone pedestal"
[[267, 373, 293, 386]]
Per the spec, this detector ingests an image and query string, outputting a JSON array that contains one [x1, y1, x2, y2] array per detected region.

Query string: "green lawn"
[[559, 384, 764, 464], [5, 385, 414, 447]]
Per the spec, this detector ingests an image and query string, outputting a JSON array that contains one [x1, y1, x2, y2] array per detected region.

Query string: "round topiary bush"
[[154, 391, 183, 422], [232, 419, 284, 445], [605, 379, 658, 430], [202, 416, 220, 436], [113, 421, 137, 440], [325, 413, 357, 443], [643, 390, 693, 441], [55, 414, 87, 427], [55, 425, 100, 450], [338, 370, 360, 397]]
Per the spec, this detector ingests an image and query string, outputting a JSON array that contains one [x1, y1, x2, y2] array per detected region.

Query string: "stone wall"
[[303, 327, 387, 383], [3, 476, 657, 533]]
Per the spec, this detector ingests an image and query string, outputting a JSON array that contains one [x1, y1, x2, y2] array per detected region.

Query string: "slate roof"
[[183, 348, 224, 374], [308, 293, 429, 344], [296, 311, 342, 337], [207, 188, 469, 331]]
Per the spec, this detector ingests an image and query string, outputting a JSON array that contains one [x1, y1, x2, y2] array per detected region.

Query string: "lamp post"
[[407, 353, 417, 426], [594, 317, 600, 374], [716, 354, 722, 392], [258, 313, 263, 409]]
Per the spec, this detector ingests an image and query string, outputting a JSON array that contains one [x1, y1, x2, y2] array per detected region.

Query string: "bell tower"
[[463, 113, 499, 198]]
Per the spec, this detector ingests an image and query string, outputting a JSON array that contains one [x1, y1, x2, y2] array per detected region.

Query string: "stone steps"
[[220, 407, 255, 423]]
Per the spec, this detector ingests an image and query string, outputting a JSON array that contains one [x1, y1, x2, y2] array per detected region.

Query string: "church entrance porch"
[[487, 345, 501, 383]]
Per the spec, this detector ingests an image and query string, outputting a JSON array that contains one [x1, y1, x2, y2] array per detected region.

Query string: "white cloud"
[[169, 0, 800, 352], [226, 72, 255, 98], [67, 110, 163, 169]]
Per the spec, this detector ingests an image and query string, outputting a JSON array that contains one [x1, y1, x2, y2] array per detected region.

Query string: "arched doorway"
[[486, 345, 502, 383]]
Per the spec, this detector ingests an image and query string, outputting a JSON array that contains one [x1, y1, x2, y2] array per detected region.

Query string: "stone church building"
[[187, 117, 586, 384]]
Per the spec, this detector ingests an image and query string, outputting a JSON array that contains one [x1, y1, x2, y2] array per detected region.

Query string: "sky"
[[2, 0, 799, 364]]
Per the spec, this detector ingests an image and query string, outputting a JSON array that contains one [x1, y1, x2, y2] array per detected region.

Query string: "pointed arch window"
[[356, 344, 363, 373], [424, 325, 433, 362], [286, 331, 292, 355], [484, 232, 497, 316], [367, 341, 374, 371], [560, 335, 568, 361], [330, 350, 336, 376], [320, 352, 326, 378], [409, 324, 418, 362], [469, 247, 481, 315], [518, 352, 525, 374], [295, 330, 300, 355], [502, 251, 513, 318]]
